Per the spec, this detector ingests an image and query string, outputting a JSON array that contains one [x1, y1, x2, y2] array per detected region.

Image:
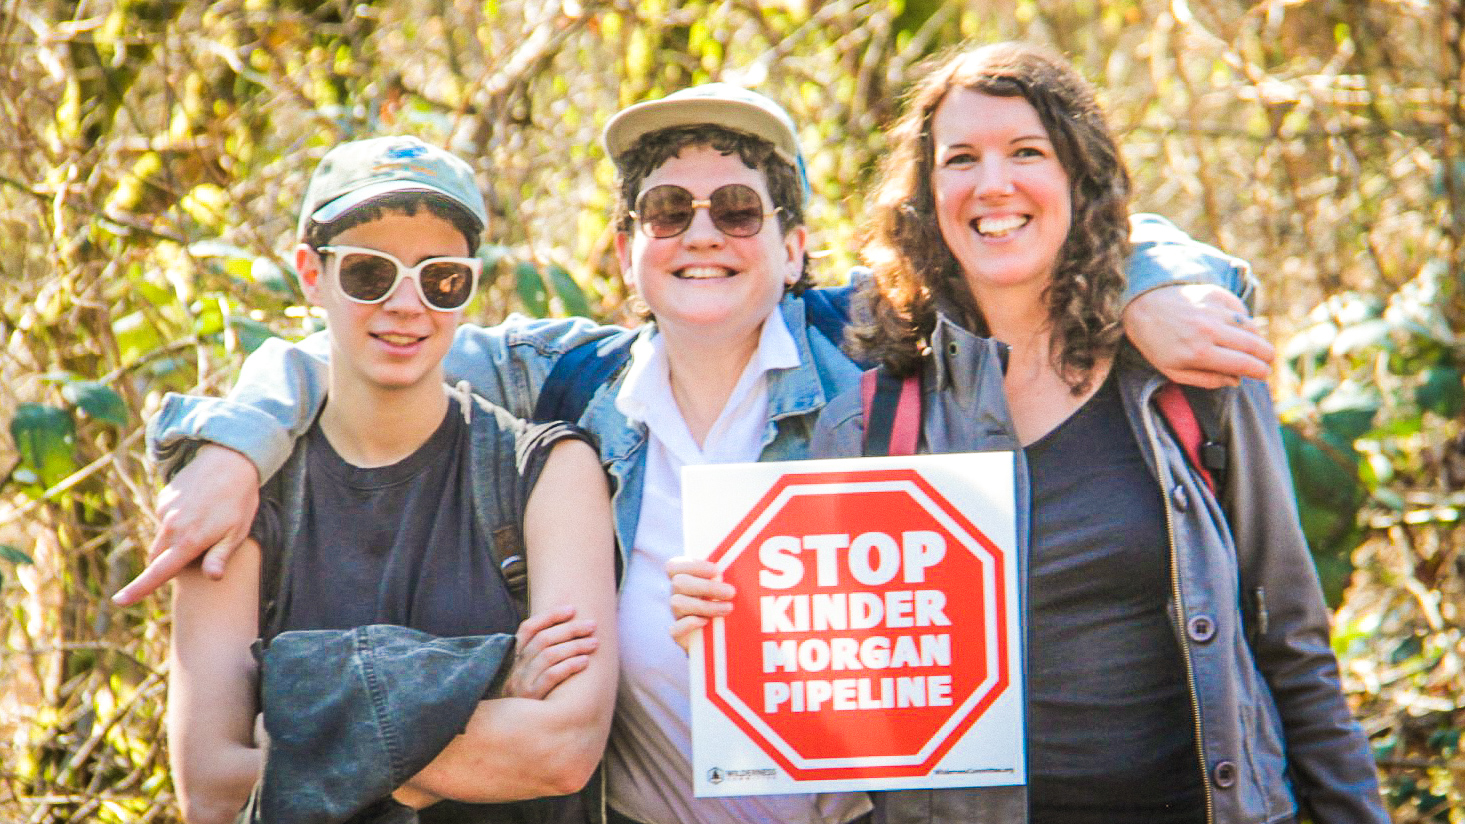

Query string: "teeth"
[[677, 266, 733, 279], [376, 333, 420, 345], [976, 215, 1028, 236]]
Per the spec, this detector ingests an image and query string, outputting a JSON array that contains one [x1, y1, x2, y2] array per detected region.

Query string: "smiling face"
[[615, 145, 806, 346], [931, 88, 1072, 306], [297, 209, 467, 396]]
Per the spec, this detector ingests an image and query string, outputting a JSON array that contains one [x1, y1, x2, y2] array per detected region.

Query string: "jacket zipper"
[[1153, 391, 1216, 824]]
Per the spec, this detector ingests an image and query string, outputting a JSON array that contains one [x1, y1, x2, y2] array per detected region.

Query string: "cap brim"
[[602, 97, 800, 171], [308, 179, 485, 231]]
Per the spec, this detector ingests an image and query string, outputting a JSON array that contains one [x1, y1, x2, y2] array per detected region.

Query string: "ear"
[[295, 244, 325, 305], [613, 231, 638, 294], [781, 225, 808, 286]]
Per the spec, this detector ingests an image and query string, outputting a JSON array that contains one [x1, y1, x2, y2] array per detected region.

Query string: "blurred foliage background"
[[1, 0, 1461, 820]]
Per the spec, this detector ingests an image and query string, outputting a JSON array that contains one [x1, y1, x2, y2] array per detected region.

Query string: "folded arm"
[[396, 437, 619, 803]]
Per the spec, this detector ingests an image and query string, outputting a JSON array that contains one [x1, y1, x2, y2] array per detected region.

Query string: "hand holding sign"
[[668, 557, 735, 652]]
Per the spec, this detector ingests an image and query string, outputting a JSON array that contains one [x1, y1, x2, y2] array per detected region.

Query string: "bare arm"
[[396, 438, 619, 803], [114, 445, 260, 605], [167, 540, 263, 824]]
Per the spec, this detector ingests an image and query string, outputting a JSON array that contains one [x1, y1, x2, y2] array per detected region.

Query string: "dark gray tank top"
[[252, 405, 597, 824]]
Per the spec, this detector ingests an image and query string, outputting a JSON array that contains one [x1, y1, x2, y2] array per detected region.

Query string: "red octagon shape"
[[702, 468, 1010, 781]]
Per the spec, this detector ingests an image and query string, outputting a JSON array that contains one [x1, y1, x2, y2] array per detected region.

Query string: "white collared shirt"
[[605, 309, 867, 824]]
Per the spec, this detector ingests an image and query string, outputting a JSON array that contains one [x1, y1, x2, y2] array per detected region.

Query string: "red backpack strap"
[[861, 368, 922, 457], [1155, 382, 1217, 496]]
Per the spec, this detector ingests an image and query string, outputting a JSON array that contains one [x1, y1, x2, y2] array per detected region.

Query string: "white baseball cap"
[[601, 83, 811, 203]]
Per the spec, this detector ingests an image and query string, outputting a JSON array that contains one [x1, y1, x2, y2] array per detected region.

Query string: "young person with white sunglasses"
[[165, 136, 617, 823]]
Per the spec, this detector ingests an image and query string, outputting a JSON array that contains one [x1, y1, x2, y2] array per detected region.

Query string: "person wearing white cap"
[[131, 86, 1267, 824], [165, 135, 617, 824]]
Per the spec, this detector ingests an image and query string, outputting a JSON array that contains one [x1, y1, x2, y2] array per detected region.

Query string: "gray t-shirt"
[[1024, 374, 1204, 824]]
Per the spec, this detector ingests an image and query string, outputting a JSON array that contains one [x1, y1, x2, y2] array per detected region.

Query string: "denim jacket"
[[244, 625, 515, 824], [148, 214, 1254, 558], [811, 315, 1388, 824]]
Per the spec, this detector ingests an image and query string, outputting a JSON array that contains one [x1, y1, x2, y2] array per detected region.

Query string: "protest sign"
[[684, 453, 1023, 796]]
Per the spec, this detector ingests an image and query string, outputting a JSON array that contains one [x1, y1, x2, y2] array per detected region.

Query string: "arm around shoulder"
[[442, 315, 626, 419], [1123, 213, 1257, 308], [148, 334, 331, 482], [1121, 216, 1275, 387]]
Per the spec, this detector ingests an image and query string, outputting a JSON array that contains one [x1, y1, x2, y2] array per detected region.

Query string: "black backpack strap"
[[457, 384, 534, 617], [860, 367, 922, 457], [1153, 382, 1231, 499], [1181, 384, 1228, 493], [532, 328, 638, 423]]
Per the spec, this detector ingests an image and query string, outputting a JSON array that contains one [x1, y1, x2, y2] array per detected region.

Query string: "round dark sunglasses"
[[319, 246, 481, 312], [631, 183, 782, 239]]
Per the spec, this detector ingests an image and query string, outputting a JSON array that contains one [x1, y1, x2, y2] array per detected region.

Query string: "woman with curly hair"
[[674, 42, 1387, 824], [822, 42, 1387, 824]]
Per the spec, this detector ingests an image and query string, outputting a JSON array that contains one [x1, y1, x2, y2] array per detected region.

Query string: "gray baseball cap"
[[297, 135, 487, 239], [601, 83, 811, 204]]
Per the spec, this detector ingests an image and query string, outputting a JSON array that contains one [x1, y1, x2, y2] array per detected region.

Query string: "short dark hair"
[[612, 124, 812, 294], [301, 191, 482, 253]]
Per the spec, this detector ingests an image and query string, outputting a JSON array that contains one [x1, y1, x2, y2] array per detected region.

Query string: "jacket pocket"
[[1240, 662, 1297, 822]]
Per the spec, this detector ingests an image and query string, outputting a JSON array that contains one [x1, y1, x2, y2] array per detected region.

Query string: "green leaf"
[[1329, 317, 1393, 356], [0, 545, 33, 565], [1307, 292, 1382, 326], [229, 317, 276, 353], [112, 311, 165, 364], [9, 403, 78, 489], [1298, 376, 1338, 405], [1281, 322, 1335, 366], [1371, 486, 1406, 512], [514, 261, 549, 316], [544, 263, 592, 317], [1317, 382, 1381, 442], [60, 381, 128, 427], [1416, 365, 1464, 418], [188, 240, 256, 279], [192, 300, 225, 337], [1312, 552, 1354, 609]]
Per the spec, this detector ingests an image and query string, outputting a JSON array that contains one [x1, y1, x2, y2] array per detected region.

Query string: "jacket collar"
[[929, 309, 1009, 400], [763, 292, 836, 422], [584, 294, 835, 464]]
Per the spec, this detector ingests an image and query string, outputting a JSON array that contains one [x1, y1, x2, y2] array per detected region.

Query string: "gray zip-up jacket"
[[811, 313, 1388, 824]]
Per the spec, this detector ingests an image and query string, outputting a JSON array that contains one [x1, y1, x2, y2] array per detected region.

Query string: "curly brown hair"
[[612, 124, 812, 294], [851, 42, 1131, 391]]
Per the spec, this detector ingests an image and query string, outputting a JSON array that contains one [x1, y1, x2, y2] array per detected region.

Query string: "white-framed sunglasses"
[[318, 245, 481, 312]]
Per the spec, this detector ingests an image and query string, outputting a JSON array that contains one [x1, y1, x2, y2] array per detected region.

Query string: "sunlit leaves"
[[9, 403, 77, 490], [60, 382, 128, 428], [514, 261, 550, 316], [545, 263, 592, 317]]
